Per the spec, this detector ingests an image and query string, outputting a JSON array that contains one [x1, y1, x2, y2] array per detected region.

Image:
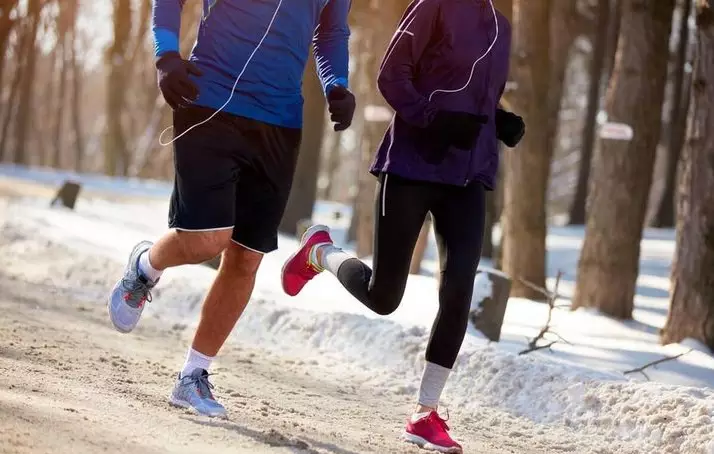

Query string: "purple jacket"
[[370, 0, 512, 189]]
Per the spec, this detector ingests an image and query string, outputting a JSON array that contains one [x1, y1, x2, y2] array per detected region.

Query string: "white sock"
[[417, 362, 451, 409], [180, 348, 214, 378], [411, 411, 432, 423], [138, 250, 163, 283], [312, 244, 352, 275]]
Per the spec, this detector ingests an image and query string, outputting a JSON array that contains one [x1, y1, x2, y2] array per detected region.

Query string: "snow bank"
[[2, 193, 714, 453]]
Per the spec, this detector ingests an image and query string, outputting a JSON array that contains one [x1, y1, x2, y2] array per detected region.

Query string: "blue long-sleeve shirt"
[[152, 0, 350, 128]]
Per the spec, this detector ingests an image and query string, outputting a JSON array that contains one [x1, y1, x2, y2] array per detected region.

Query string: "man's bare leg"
[[149, 229, 233, 270], [189, 241, 262, 358], [169, 242, 262, 418], [108, 229, 233, 334]]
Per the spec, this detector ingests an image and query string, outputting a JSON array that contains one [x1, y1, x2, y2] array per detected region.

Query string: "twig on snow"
[[623, 349, 694, 381], [519, 271, 568, 355]]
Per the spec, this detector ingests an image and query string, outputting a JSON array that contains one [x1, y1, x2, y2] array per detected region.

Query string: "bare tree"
[[0, 24, 28, 162], [0, 0, 19, 92], [351, 1, 406, 257], [573, 0, 676, 319], [68, 0, 84, 171], [12, 0, 44, 165], [603, 0, 623, 86], [482, 0, 512, 261], [104, 0, 132, 176], [545, 0, 583, 182], [279, 51, 326, 235], [651, 0, 695, 228], [569, 0, 613, 225], [51, 0, 76, 169], [501, 0, 552, 299], [661, 0, 714, 351]]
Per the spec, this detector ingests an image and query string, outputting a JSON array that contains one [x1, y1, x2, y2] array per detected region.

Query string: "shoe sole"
[[280, 224, 329, 296], [168, 396, 227, 419], [403, 432, 462, 453], [107, 241, 153, 334]]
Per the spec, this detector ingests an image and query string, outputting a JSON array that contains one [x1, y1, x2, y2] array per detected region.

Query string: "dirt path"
[[0, 272, 548, 454], [0, 180, 563, 454]]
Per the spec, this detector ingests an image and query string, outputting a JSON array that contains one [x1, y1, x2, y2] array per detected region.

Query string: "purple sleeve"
[[377, 0, 440, 128]]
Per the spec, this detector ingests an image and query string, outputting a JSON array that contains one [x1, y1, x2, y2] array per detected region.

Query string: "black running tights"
[[336, 173, 486, 369]]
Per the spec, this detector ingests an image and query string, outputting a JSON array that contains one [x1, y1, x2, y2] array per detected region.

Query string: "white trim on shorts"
[[173, 226, 235, 232], [230, 238, 266, 255]]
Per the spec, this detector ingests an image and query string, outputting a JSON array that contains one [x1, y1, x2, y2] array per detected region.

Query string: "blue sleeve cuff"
[[325, 77, 349, 95], [153, 28, 180, 57]]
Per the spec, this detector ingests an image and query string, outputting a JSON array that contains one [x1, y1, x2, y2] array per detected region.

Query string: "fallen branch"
[[519, 271, 568, 355], [519, 341, 557, 355], [517, 277, 569, 302], [623, 349, 693, 381]]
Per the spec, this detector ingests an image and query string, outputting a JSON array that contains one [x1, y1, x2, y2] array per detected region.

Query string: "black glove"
[[428, 110, 488, 150], [495, 108, 525, 147], [156, 51, 204, 110], [327, 85, 356, 132]]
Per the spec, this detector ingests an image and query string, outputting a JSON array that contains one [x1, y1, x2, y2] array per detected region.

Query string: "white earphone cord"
[[158, 0, 285, 147], [379, 0, 498, 103], [158, 0, 496, 147]]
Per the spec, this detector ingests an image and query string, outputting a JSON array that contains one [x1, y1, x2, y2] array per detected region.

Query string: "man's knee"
[[175, 229, 233, 264], [220, 241, 263, 278]]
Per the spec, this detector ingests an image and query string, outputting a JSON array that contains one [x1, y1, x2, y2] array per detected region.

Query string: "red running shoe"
[[404, 411, 463, 453], [281, 224, 333, 297]]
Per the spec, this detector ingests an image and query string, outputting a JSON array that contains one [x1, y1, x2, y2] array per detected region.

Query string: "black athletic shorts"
[[169, 106, 302, 254]]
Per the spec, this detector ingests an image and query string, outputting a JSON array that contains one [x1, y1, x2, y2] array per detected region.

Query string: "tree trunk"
[[603, 0, 623, 87], [104, 0, 132, 176], [484, 0, 511, 262], [355, 104, 386, 256], [279, 52, 326, 235], [545, 0, 581, 176], [573, 0, 675, 319], [353, 2, 405, 257], [651, 0, 694, 228], [0, 30, 25, 162], [661, 0, 714, 350], [40, 46, 58, 167], [0, 1, 17, 96], [12, 0, 43, 165], [69, 22, 85, 172], [52, 41, 68, 169], [569, 0, 612, 225], [323, 129, 342, 200], [501, 0, 551, 300]]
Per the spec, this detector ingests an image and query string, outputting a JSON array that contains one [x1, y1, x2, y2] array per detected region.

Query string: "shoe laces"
[[182, 372, 216, 400], [120, 274, 153, 309], [429, 409, 450, 431]]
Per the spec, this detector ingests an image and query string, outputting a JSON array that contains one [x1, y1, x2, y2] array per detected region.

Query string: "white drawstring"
[[158, 0, 285, 146], [378, 0, 499, 103], [381, 173, 389, 217], [427, 0, 498, 102], [156, 0, 499, 148]]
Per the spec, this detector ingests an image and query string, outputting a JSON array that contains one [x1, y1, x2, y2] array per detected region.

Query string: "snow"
[[2, 165, 714, 453]]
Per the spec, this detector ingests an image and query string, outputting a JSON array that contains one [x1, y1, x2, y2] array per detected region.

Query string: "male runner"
[[108, 0, 354, 417]]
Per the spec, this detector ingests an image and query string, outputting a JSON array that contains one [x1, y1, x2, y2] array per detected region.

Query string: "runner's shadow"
[[180, 416, 361, 454]]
